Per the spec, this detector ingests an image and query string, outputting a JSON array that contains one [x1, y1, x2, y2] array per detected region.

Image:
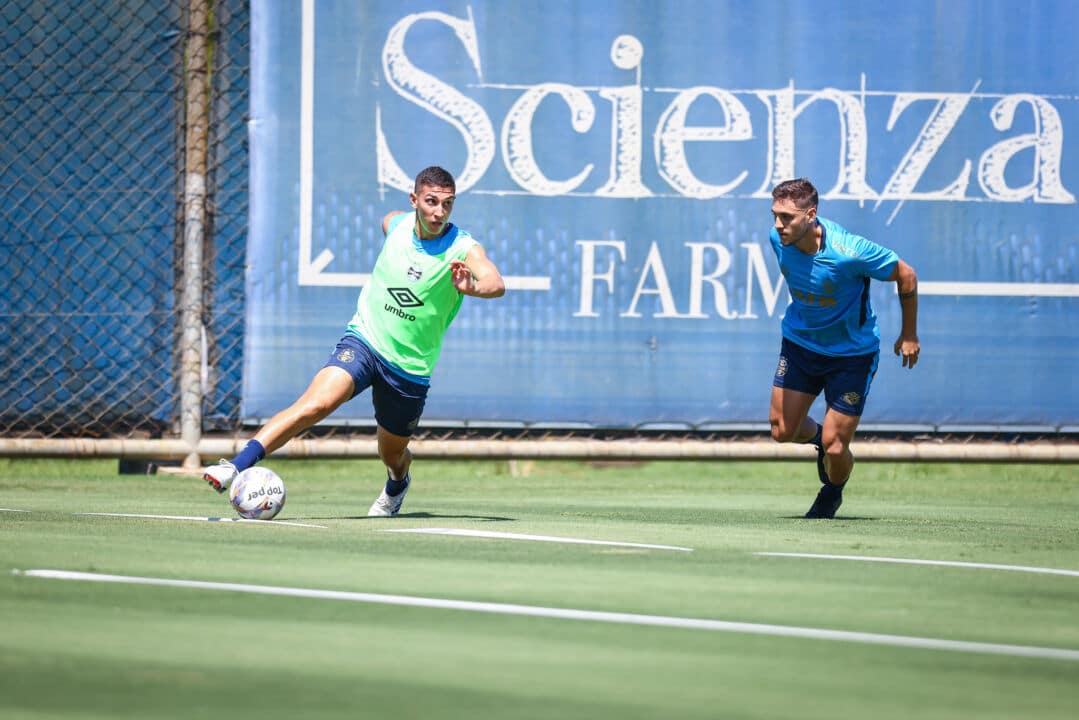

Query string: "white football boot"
[[368, 475, 411, 517], [204, 460, 239, 494]]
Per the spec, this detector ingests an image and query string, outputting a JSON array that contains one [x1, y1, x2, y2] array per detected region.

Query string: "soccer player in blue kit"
[[767, 178, 920, 519]]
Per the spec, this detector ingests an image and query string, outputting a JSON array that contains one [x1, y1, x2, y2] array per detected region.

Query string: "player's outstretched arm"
[[890, 259, 920, 368], [452, 245, 505, 298]]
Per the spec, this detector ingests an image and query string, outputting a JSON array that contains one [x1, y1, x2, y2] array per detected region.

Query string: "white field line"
[[756, 552, 1079, 578], [13, 569, 1079, 662], [74, 512, 327, 529], [0, 508, 31, 513], [383, 527, 693, 552]]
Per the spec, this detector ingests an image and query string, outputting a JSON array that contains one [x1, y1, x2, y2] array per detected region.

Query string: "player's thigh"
[[822, 406, 862, 448], [295, 365, 356, 414], [770, 338, 823, 429], [769, 384, 817, 430], [322, 335, 377, 399]]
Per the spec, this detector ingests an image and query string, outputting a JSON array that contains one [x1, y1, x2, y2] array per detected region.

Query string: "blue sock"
[[231, 439, 266, 472], [799, 423, 822, 447], [385, 474, 410, 497]]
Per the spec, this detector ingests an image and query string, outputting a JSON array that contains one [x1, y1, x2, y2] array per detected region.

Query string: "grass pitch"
[[1, 456, 1077, 719]]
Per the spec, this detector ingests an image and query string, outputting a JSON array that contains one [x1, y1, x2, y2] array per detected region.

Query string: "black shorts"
[[772, 337, 879, 417], [323, 335, 428, 436]]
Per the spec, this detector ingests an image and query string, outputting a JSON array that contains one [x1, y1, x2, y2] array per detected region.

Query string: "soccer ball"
[[228, 466, 287, 520]]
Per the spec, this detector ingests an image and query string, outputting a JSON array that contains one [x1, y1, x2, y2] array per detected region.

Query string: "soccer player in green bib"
[[205, 166, 505, 516]]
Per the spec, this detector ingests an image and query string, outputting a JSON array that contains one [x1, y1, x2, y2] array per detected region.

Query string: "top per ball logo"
[[228, 466, 287, 520]]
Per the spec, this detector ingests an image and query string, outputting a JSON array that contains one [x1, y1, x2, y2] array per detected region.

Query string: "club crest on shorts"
[[841, 391, 861, 406], [336, 348, 356, 363], [776, 356, 788, 377]]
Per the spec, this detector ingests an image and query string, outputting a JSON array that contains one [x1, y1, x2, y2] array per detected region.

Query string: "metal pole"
[[179, 0, 211, 471], [0, 438, 1077, 463]]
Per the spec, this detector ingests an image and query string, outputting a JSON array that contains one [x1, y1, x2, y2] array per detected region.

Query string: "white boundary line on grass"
[[74, 512, 327, 529], [0, 508, 31, 513], [13, 568, 1079, 662], [382, 527, 693, 552], [756, 552, 1079, 578]]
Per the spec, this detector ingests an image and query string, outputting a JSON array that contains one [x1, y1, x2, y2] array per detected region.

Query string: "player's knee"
[[770, 419, 797, 443], [822, 435, 849, 461]]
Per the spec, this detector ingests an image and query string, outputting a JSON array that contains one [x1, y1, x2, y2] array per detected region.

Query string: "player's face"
[[411, 184, 455, 240], [771, 198, 816, 246]]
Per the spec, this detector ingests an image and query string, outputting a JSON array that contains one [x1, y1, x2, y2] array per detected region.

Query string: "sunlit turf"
[[1, 457, 1077, 719]]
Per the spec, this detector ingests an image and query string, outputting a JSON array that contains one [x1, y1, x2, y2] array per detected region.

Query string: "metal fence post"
[[180, 0, 211, 470]]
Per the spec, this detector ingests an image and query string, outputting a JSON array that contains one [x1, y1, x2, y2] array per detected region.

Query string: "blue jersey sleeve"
[[850, 235, 899, 281]]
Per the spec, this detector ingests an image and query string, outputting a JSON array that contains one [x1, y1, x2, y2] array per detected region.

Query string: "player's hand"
[[894, 335, 920, 369], [450, 260, 474, 295]]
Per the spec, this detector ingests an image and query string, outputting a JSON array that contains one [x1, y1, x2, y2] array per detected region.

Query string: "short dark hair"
[[771, 178, 818, 209], [414, 166, 456, 193]]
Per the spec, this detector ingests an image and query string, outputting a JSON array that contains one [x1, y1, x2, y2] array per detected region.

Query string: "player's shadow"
[[297, 512, 514, 522], [395, 511, 514, 521], [780, 515, 877, 521]]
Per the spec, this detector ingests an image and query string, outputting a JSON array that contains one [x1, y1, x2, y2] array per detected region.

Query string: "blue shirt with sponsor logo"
[[769, 216, 898, 357]]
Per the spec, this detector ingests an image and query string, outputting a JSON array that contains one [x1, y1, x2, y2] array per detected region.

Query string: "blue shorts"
[[322, 335, 428, 436], [772, 337, 879, 417]]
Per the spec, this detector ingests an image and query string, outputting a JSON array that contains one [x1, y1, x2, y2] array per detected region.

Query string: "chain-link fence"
[[1, 1, 1075, 464], [201, 0, 248, 433], [0, 0, 247, 448]]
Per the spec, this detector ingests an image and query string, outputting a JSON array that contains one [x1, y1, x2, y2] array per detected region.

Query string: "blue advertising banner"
[[246, 0, 1079, 429]]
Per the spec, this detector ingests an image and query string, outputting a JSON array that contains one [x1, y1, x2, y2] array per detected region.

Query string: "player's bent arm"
[[888, 259, 920, 367], [382, 210, 406, 235], [460, 244, 506, 298], [890, 259, 917, 297]]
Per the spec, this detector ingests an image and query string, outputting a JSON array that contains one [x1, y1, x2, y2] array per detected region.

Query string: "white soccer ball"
[[229, 466, 287, 520]]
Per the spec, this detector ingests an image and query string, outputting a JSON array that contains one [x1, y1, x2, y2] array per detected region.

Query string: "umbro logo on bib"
[[387, 288, 424, 308], [384, 287, 424, 322]]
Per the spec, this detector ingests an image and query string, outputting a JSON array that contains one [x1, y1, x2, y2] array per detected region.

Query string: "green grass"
[[1, 457, 1077, 719]]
